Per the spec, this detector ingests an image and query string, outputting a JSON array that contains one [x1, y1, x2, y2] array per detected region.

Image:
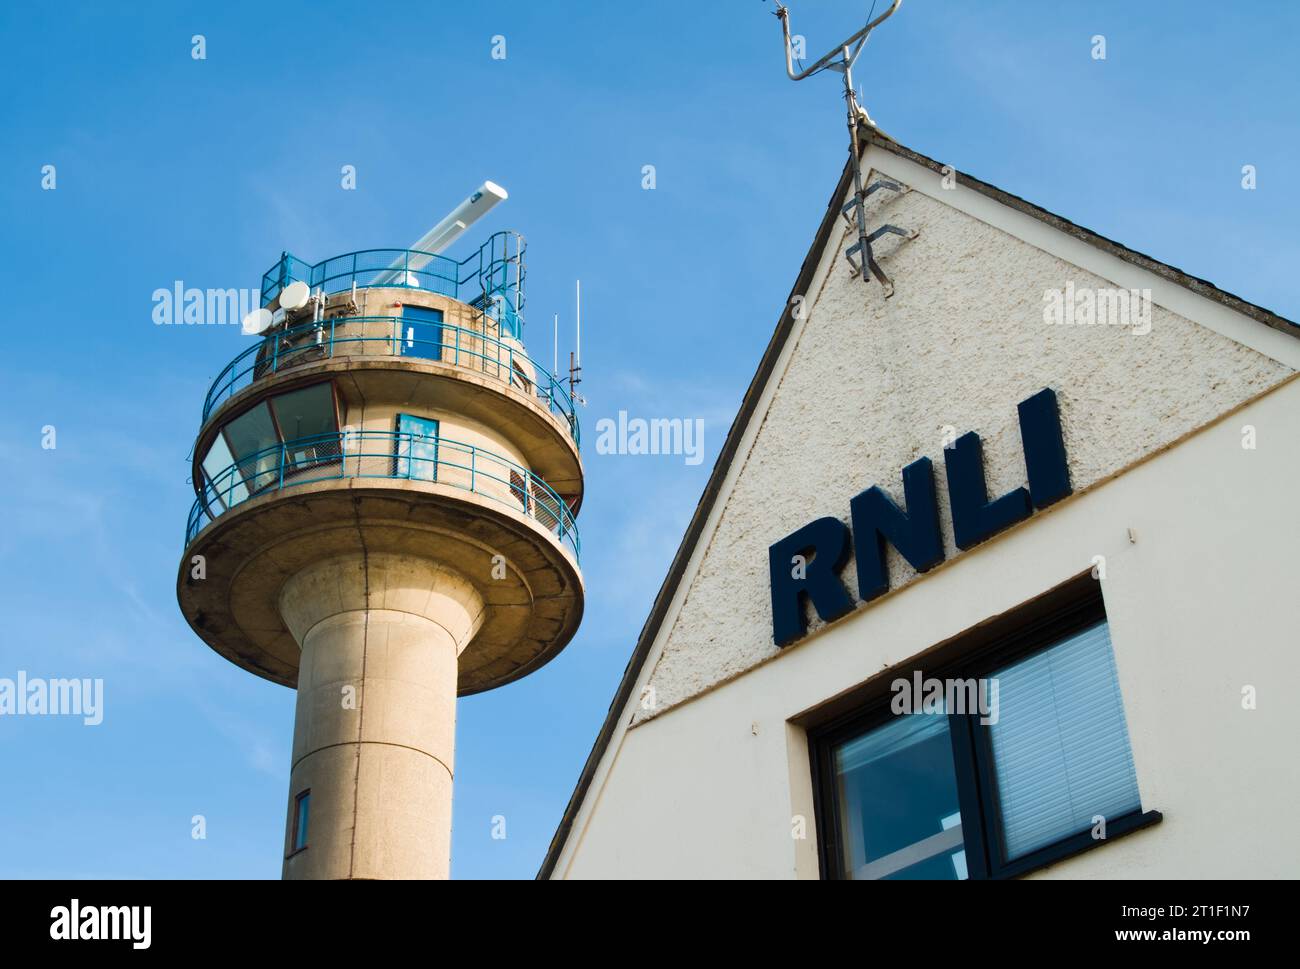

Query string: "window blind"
[[988, 620, 1141, 860]]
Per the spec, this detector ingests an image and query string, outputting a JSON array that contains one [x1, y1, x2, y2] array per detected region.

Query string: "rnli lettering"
[[769, 388, 1071, 647]]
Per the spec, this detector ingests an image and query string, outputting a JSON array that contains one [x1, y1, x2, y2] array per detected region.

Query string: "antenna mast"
[[568, 279, 585, 406], [773, 1, 917, 298]]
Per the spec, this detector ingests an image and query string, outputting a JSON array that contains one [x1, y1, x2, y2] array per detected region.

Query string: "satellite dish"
[[241, 308, 273, 335], [279, 280, 310, 310]]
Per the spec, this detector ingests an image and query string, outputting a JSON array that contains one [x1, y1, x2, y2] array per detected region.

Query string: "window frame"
[[204, 381, 343, 501], [394, 413, 440, 482], [510, 359, 533, 394], [289, 789, 311, 857], [808, 575, 1161, 880], [220, 400, 281, 494], [272, 382, 345, 478], [509, 468, 530, 512]]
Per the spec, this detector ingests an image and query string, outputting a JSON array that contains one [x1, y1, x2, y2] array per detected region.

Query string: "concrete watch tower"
[[176, 184, 584, 879]]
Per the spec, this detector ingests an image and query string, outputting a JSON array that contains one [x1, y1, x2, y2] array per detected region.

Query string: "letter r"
[[769, 517, 854, 647]]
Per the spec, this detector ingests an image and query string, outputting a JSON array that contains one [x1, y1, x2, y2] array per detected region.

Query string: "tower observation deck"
[[176, 220, 584, 879]]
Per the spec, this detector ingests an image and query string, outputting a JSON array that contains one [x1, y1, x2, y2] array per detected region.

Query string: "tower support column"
[[277, 552, 485, 880]]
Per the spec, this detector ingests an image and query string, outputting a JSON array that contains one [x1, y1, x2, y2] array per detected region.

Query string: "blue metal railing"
[[200, 315, 580, 446], [185, 430, 580, 561], [260, 231, 526, 339]]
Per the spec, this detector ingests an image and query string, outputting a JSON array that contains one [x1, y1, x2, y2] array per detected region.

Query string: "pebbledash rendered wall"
[[548, 140, 1300, 878]]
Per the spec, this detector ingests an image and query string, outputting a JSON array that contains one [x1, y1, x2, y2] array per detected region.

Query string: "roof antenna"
[[772, 1, 918, 298], [568, 279, 586, 407]]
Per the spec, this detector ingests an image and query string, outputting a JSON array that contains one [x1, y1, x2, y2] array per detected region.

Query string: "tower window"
[[531, 480, 559, 530], [395, 414, 440, 482], [291, 790, 311, 854], [200, 382, 342, 503], [200, 431, 245, 510], [510, 469, 529, 511], [511, 360, 533, 393], [221, 401, 280, 493], [273, 383, 342, 473]]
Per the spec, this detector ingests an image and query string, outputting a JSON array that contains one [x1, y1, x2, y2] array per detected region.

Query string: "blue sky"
[[1, 0, 1296, 879]]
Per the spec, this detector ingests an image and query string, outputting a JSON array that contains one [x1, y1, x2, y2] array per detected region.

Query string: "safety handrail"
[[185, 430, 579, 561], [200, 315, 579, 446], [260, 232, 526, 339]]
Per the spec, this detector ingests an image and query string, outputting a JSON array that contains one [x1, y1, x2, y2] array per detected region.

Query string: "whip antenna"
[[772, 1, 917, 297]]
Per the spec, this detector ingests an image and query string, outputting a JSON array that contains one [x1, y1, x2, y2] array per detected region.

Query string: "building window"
[[510, 469, 529, 511], [273, 383, 342, 475], [221, 399, 280, 493], [201, 382, 341, 504], [985, 621, 1141, 861], [291, 790, 310, 854], [200, 429, 245, 510], [830, 712, 967, 879], [400, 305, 444, 361], [811, 583, 1159, 880], [510, 359, 533, 394], [394, 414, 439, 481], [531, 480, 559, 530]]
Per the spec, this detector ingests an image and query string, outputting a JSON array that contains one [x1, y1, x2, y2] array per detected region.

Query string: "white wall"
[[558, 376, 1300, 878], [633, 145, 1294, 725]]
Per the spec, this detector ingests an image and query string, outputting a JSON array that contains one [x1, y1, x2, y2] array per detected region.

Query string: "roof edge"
[[868, 129, 1299, 339]]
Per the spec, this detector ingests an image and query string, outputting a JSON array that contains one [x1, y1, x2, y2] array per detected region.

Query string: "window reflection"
[[200, 431, 246, 508], [202, 382, 341, 497], [221, 403, 279, 493], [395, 414, 440, 482], [832, 712, 967, 880], [272, 384, 340, 474]]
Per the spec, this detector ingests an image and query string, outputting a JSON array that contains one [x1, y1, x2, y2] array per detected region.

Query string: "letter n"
[[1018, 387, 1072, 508], [944, 433, 1031, 550], [768, 517, 854, 647], [849, 457, 945, 602]]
